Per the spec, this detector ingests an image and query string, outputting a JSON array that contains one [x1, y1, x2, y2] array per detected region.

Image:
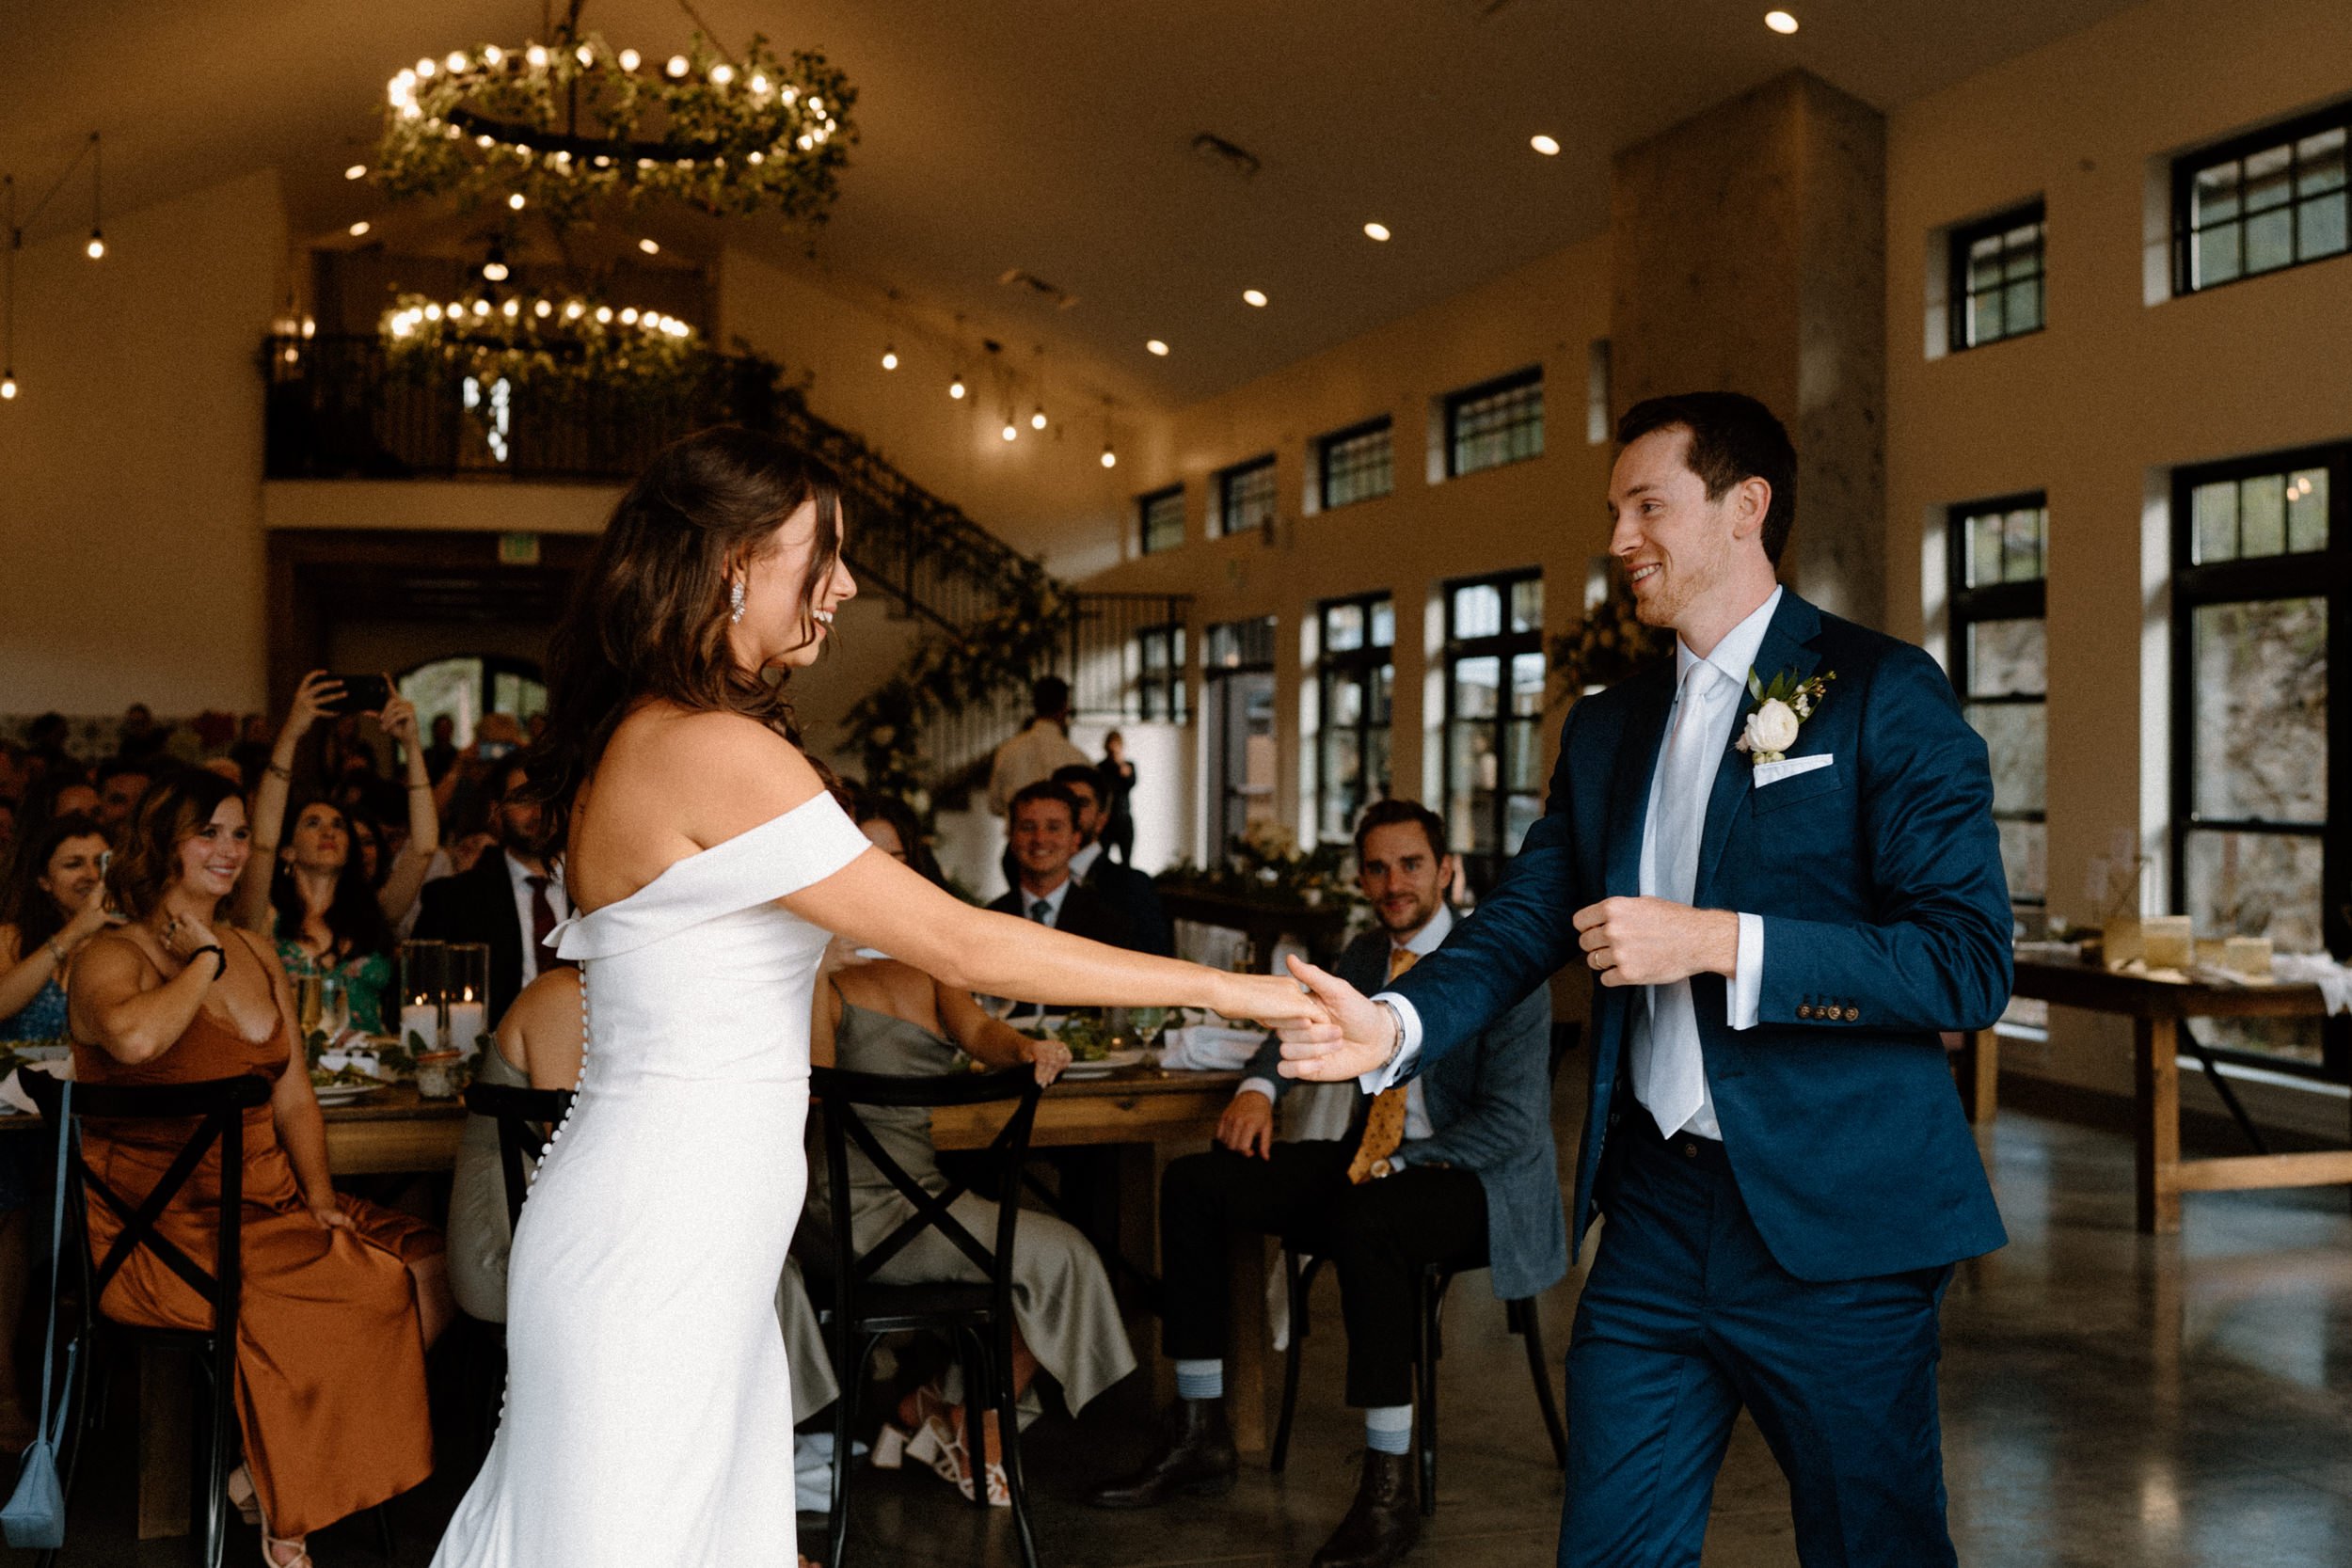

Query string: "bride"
[[431, 427, 1325, 1567]]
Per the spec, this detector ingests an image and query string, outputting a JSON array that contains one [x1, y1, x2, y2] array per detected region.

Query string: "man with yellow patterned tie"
[[1089, 800, 1562, 1568]]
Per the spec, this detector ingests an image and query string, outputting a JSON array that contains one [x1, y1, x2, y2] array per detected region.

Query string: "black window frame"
[[2169, 441, 2352, 1084], [2171, 101, 2352, 296], [1137, 484, 1185, 556], [1135, 622, 1189, 723], [1315, 417, 1394, 512], [1443, 367, 1545, 480], [1215, 454, 1279, 538], [1946, 491, 2049, 909], [1947, 200, 2046, 353], [1440, 566, 1546, 895], [1314, 592, 1395, 846]]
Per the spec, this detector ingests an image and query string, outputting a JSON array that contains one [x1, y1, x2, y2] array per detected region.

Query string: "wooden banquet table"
[[1955, 956, 2352, 1234]]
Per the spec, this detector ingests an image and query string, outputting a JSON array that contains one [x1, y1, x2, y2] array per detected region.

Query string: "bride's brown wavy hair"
[[526, 425, 845, 855]]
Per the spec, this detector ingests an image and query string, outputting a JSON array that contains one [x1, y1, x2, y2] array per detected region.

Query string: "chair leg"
[[1414, 1280, 1438, 1517], [1507, 1298, 1568, 1469], [993, 1320, 1041, 1568], [373, 1500, 397, 1560], [1270, 1249, 1312, 1475], [204, 1338, 237, 1568], [956, 1326, 994, 1512], [829, 1335, 875, 1568]]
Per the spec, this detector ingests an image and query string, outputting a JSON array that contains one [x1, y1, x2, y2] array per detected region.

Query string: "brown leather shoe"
[[1310, 1449, 1419, 1568], [1086, 1398, 1239, 1508]]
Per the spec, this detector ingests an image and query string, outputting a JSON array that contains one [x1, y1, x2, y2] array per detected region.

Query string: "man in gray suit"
[[1090, 800, 1563, 1568]]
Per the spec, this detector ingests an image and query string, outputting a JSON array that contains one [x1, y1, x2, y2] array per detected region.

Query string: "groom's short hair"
[[1615, 392, 1797, 566]]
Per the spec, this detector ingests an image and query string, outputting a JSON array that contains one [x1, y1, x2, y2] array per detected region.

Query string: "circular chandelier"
[[374, 28, 855, 224], [382, 289, 704, 397]]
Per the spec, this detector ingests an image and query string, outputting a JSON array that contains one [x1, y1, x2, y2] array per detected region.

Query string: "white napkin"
[[1160, 1024, 1268, 1072], [2271, 953, 2352, 1015]]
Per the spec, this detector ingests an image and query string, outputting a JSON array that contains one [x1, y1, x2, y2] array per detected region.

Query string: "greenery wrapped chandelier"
[[373, 24, 855, 226]]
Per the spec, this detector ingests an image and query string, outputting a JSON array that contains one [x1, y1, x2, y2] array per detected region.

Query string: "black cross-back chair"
[[456, 1081, 575, 1450], [1268, 1021, 1581, 1513], [24, 1069, 270, 1568], [807, 1064, 1046, 1568]]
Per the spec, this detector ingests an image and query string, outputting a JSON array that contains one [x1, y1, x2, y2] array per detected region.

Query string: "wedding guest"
[[236, 674, 440, 1033], [7, 768, 99, 885], [1098, 731, 1137, 865], [809, 794, 1135, 1507], [1051, 764, 1171, 957], [0, 812, 116, 1042], [117, 701, 170, 763], [422, 715, 460, 784], [92, 755, 155, 837], [229, 713, 274, 792], [986, 782, 1132, 948], [69, 768, 450, 1565], [986, 677, 1089, 819], [1090, 800, 1561, 1568], [413, 755, 565, 1023]]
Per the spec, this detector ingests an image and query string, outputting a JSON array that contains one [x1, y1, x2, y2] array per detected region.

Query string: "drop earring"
[[729, 578, 746, 624]]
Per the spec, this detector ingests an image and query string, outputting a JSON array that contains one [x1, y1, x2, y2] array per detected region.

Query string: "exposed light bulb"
[[483, 261, 509, 281], [1, 373, 16, 401], [638, 237, 660, 254], [533, 299, 552, 318], [596, 306, 613, 323], [1002, 421, 1019, 442], [527, 44, 548, 68], [1100, 444, 1117, 468], [618, 48, 641, 71], [508, 193, 526, 210], [666, 55, 689, 78], [709, 64, 735, 86], [1530, 134, 1561, 156], [948, 374, 966, 400], [416, 57, 436, 78], [348, 220, 371, 237], [85, 230, 104, 260], [344, 164, 367, 181], [575, 44, 594, 66], [881, 346, 898, 370], [301, 316, 315, 339], [564, 300, 584, 319], [1363, 221, 1391, 242], [483, 45, 503, 66], [1765, 9, 1800, 33], [445, 51, 469, 73], [1242, 288, 1268, 308], [1146, 339, 1169, 356], [618, 307, 640, 325], [1030, 407, 1048, 431]]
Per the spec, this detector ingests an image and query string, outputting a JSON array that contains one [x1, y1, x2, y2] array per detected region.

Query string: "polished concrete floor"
[[16, 1093, 2352, 1566]]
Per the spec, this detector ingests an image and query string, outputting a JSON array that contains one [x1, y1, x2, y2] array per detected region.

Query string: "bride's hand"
[[1210, 970, 1332, 1030]]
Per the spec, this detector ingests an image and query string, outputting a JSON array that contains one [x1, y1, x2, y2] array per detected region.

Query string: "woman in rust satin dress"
[[69, 768, 453, 1566]]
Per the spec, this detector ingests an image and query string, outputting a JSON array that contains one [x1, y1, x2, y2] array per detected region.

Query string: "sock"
[[1174, 1359, 1224, 1402], [1363, 1404, 1412, 1455]]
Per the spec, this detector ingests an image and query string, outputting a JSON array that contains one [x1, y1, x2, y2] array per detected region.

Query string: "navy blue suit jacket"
[[1386, 591, 2010, 1282]]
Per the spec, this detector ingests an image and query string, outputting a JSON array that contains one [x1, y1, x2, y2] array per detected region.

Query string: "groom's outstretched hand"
[[1274, 955, 1400, 1082]]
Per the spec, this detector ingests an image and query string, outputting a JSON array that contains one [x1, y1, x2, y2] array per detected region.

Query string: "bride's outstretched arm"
[[787, 853, 1318, 1025]]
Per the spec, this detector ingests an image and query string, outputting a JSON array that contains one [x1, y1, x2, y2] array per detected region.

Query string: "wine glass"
[[317, 974, 350, 1042]]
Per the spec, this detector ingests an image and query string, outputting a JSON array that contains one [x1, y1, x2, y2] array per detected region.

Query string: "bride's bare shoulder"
[[600, 704, 826, 831]]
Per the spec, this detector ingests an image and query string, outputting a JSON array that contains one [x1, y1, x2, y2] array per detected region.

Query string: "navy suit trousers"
[[1560, 1130, 1956, 1568]]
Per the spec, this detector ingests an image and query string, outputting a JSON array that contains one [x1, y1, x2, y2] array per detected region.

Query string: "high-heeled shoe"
[[225, 1465, 261, 1528], [941, 1409, 1009, 1509]]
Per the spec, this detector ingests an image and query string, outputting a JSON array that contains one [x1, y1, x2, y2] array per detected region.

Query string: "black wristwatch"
[[186, 943, 228, 980]]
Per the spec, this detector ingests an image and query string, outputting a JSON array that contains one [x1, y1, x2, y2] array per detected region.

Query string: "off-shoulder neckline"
[[567, 792, 845, 922]]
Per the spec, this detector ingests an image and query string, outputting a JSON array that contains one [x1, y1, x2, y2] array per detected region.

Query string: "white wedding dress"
[[432, 793, 873, 1567]]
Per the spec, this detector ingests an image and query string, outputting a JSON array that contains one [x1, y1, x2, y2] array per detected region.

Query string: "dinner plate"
[[310, 1082, 385, 1106]]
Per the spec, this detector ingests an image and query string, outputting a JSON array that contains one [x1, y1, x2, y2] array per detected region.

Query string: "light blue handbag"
[[3, 1080, 77, 1548]]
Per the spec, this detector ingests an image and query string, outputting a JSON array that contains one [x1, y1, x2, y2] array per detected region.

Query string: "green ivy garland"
[[380, 290, 707, 397], [1549, 580, 1672, 700]]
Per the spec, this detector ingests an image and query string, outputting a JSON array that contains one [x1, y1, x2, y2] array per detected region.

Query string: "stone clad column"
[[1610, 70, 1887, 629]]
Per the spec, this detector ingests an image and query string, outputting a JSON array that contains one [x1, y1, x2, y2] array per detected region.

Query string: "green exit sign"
[[497, 532, 541, 565]]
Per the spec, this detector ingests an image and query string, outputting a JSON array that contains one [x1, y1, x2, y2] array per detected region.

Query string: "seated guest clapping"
[[809, 793, 1137, 1507], [69, 768, 453, 1566], [0, 812, 116, 1042], [448, 966, 840, 1422], [1089, 800, 1563, 1568], [236, 673, 440, 1034]]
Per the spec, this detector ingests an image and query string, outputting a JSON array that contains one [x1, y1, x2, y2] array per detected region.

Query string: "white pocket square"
[[1753, 753, 1836, 788]]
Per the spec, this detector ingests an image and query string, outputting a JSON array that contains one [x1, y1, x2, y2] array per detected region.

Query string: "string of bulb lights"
[[1, 132, 106, 403]]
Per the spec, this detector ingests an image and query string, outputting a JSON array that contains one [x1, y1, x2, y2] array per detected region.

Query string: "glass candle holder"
[[398, 942, 449, 1056], [445, 942, 491, 1060]]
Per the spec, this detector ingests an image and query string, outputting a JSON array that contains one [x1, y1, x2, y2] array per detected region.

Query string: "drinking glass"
[[317, 974, 350, 1042]]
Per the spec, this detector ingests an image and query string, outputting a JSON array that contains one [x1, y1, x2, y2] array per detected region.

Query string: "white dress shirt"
[[1069, 840, 1104, 882], [506, 850, 571, 991], [1018, 874, 1075, 927], [1374, 593, 1776, 1129]]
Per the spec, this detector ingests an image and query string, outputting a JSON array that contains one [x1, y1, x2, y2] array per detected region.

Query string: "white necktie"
[[1633, 661, 1729, 1138]]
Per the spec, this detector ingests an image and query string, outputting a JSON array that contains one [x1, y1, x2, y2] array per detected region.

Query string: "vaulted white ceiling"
[[3, 0, 2150, 414]]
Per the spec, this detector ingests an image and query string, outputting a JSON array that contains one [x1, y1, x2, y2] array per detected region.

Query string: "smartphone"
[[477, 739, 517, 761], [322, 673, 393, 716]]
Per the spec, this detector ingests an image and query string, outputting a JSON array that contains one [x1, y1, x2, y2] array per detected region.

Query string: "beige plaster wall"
[[0, 168, 288, 715], [1079, 236, 1618, 863], [1883, 0, 2352, 1097]]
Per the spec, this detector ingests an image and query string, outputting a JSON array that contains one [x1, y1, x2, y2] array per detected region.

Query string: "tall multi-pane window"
[[1204, 617, 1279, 859], [1442, 569, 1545, 893], [1444, 369, 1544, 478], [1138, 485, 1185, 555], [1947, 494, 2048, 906], [2174, 105, 2349, 293], [1216, 455, 1278, 537], [2172, 444, 2348, 1077], [1136, 624, 1188, 722], [1316, 418, 1393, 510], [1948, 201, 2045, 351], [1316, 594, 1394, 844]]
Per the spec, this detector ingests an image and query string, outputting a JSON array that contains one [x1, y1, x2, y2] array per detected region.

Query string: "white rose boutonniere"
[[1734, 668, 1836, 765]]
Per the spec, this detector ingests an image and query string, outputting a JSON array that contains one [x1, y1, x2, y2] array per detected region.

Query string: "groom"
[[1278, 392, 2011, 1566]]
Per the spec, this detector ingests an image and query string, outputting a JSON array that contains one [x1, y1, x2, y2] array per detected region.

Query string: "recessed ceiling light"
[[1001, 420, 1019, 442], [881, 346, 898, 371], [1530, 134, 1561, 156], [1363, 222, 1391, 242], [1765, 9, 1799, 33], [638, 238, 660, 254], [1146, 339, 1169, 356], [344, 164, 367, 181], [1242, 288, 1268, 308], [348, 220, 371, 237]]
